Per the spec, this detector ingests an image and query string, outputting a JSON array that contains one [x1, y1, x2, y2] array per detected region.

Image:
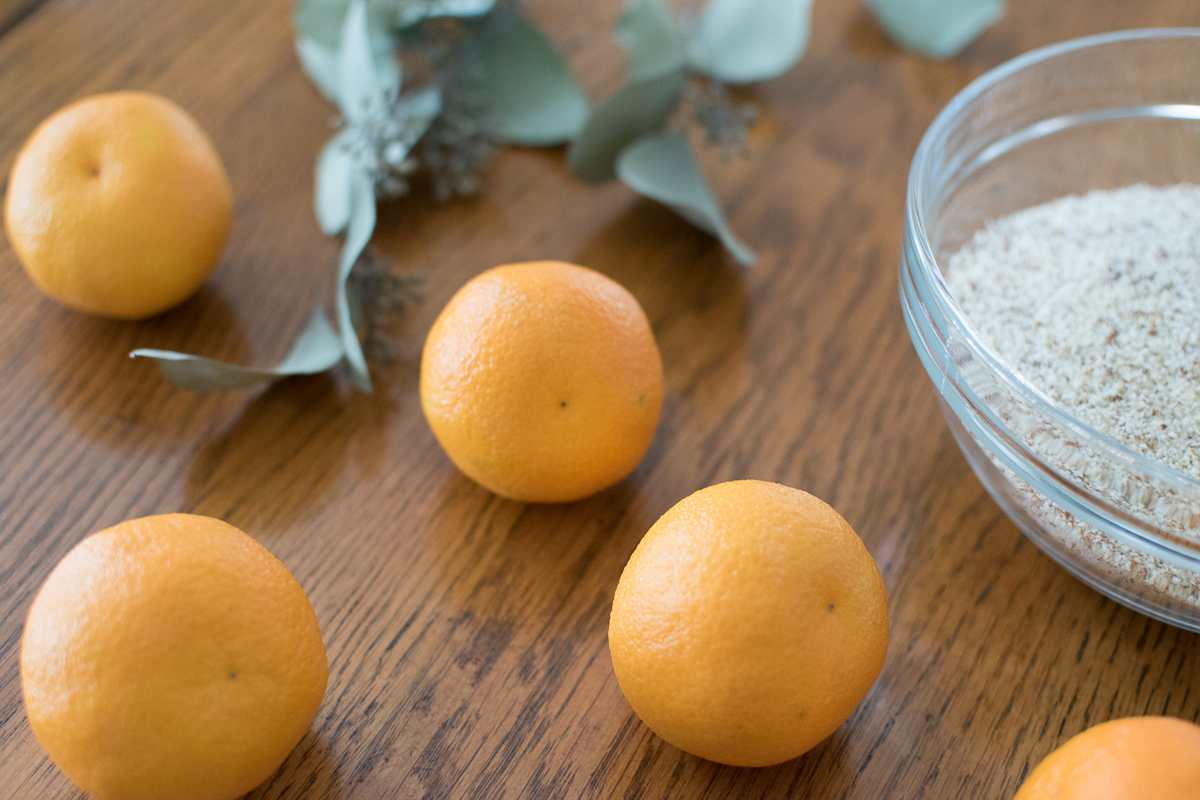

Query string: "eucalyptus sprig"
[[866, 0, 1005, 59], [134, 0, 586, 391], [566, 0, 817, 267]]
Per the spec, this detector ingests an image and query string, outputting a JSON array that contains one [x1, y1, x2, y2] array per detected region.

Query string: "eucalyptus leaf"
[[616, 0, 686, 82], [296, 35, 401, 105], [567, 68, 687, 184], [336, 170, 378, 391], [393, 0, 494, 27], [296, 37, 343, 103], [687, 0, 813, 84], [345, 272, 366, 332], [865, 0, 1004, 59], [616, 130, 755, 265], [478, 15, 588, 145], [130, 310, 344, 391], [294, 0, 391, 50], [339, 0, 389, 124], [315, 130, 357, 235]]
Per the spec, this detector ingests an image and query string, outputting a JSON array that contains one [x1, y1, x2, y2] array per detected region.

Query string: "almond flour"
[[945, 183, 1200, 615]]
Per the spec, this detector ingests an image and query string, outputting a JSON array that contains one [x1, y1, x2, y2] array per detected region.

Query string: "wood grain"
[[0, 0, 42, 39], [1, 0, 1198, 798]]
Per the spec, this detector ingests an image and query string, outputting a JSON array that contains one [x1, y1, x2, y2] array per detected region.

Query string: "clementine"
[[20, 513, 327, 800], [420, 260, 664, 503], [4, 91, 232, 319], [1013, 716, 1200, 800], [608, 480, 889, 767]]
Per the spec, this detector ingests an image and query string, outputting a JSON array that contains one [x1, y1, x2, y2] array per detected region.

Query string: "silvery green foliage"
[[316, 2, 442, 238], [567, 71, 688, 184], [296, 35, 400, 106], [569, 0, 812, 265], [617, 131, 755, 266], [567, 0, 688, 184], [865, 0, 1005, 59], [686, 0, 814, 85], [315, 88, 442, 235], [135, 0, 584, 392], [477, 14, 588, 146], [617, 0, 687, 82], [131, 311, 344, 390]]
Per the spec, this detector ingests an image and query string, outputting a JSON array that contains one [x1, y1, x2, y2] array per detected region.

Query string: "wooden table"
[[2, 0, 1198, 797]]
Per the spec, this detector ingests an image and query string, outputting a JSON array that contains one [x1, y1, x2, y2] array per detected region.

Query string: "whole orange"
[[4, 91, 232, 319], [1013, 716, 1200, 800], [20, 514, 328, 800], [420, 260, 664, 503], [609, 480, 889, 767]]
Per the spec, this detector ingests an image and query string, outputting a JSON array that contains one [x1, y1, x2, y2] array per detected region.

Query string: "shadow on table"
[[424, 468, 655, 615], [596, 725, 854, 798], [182, 363, 402, 533], [36, 285, 252, 449], [250, 729, 347, 800], [415, 468, 656, 697]]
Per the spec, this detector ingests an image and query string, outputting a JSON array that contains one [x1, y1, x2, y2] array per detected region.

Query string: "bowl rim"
[[906, 26, 1200, 497]]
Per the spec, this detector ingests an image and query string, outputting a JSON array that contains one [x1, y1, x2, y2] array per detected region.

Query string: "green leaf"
[[315, 130, 356, 235], [478, 14, 588, 146], [130, 310, 344, 391], [616, 130, 755, 265], [313, 90, 432, 242], [296, 34, 400, 106], [295, 0, 351, 48], [567, 68, 687, 184], [393, 0, 494, 27], [295, 0, 391, 49], [686, 0, 816, 85], [615, 0, 686, 82], [688, 0, 813, 84], [865, 0, 1004, 59], [339, 0, 390, 124], [296, 37, 342, 103], [336, 170, 377, 391]]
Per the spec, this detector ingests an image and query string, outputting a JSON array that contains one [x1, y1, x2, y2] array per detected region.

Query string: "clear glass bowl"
[[900, 28, 1200, 631]]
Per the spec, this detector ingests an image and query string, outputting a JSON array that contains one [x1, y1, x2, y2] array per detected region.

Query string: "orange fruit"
[[4, 91, 232, 319], [420, 260, 664, 503], [1013, 716, 1200, 800], [20, 513, 328, 800], [608, 480, 889, 767]]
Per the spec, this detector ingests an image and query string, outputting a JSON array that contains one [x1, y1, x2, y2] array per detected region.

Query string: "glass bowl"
[[900, 28, 1200, 631]]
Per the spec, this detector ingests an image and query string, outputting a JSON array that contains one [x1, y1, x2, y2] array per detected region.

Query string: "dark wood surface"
[[2, 1, 1199, 797]]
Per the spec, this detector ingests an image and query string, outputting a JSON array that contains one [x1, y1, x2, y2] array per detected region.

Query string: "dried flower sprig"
[[347, 248, 425, 361], [688, 80, 757, 161], [422, 67, 502, 201]]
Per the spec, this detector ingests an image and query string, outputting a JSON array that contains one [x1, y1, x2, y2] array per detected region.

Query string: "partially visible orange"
[[4, 91, 232, 319], [20, 514, 328, 800], [1013, 716, 1200, 800], [420, 260, 664, 503], [608, 480, 889, 767]]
